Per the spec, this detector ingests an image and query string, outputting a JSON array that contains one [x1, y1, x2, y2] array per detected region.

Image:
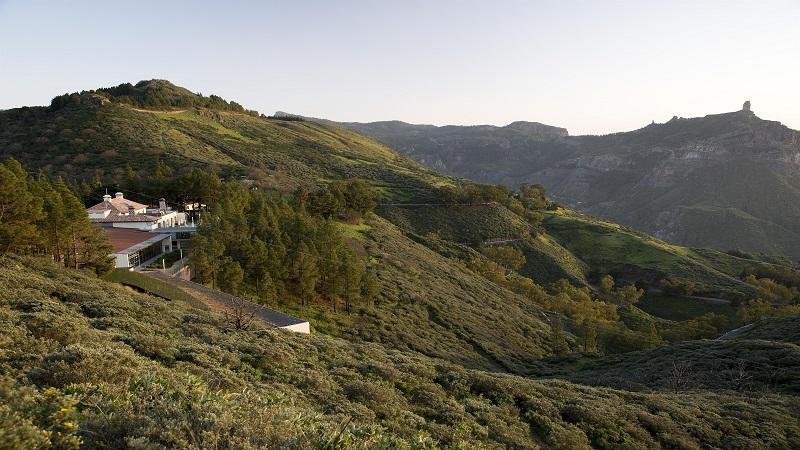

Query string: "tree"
[[737, 298, 773, 325], [520, 183, 548, 209], [218, 258, 244, 295], [290, 241, 319, 306], [577, 321, 599, 352], [613, 284, 644, 307], [0, 159, 43, 255], [599, 275, 615, 296], [549, 318, 570, 356], [224, 297, 255, 331], [342, 179, 377, 217], [53, 179, 99, 270], [190, 234, 224, 287], [246, 238, 271, 297], [341, 249, 364, 313], [668, 360, 694, 393], [481, 245, 526, 271], [361, 265, 380, 305], [660, 277, 695, 296], [79, 223, 114, 275]]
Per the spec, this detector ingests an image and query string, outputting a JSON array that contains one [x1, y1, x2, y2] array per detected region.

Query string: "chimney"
[[102, 194, 112, 202], [159, 198, 167, 211], [115, 192, 124, 199]]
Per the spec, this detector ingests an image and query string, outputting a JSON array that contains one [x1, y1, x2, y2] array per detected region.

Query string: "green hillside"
[[3, 257, 800, 448], [0, 81, 447, 201], [730, 315, 800, 344], [542, 209, 780, 298]]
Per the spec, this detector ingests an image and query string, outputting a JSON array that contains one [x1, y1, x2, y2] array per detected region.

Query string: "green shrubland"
[[2, 257, 800, 448]]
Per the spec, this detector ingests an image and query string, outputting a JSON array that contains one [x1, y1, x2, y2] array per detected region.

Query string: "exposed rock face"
[[332, 109, 800, 258]]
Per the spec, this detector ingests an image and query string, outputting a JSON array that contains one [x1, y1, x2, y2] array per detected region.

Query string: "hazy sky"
[[1, 0, 799, 135]]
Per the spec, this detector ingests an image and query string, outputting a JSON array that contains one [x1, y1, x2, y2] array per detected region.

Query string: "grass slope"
[[542, 209, 786, 298], [3, 257, 800, 448], [304, 216, 555, 374], [0, 100, 446, 201], [730, 315, 800, 345]]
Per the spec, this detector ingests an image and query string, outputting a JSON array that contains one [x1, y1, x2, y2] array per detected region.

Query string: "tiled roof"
[[87, 197, 148, 213], [87, 200, 127, 214]]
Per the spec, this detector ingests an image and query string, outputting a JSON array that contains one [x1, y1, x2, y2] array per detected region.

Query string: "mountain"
[[326, 103, 800, 259]]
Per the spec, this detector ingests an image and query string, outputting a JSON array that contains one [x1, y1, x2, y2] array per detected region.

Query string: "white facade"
[[88, 193, 187, 231], [279, 321, 311, 334], [110, 233, 172, 269]]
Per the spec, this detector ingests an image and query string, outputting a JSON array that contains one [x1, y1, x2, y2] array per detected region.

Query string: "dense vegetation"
[[50, 80, 254, 114], [0, 159, 111, 274], [190, 179, 379, 313], [2, 257, 799, 449]]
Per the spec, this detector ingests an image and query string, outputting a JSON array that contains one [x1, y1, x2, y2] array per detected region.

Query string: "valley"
[[327, 104, 800, 260]]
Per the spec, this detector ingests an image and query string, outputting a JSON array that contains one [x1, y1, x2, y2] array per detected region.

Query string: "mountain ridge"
[[320, 103, 800, 259]]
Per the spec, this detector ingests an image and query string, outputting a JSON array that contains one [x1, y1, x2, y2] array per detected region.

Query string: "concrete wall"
[[113, 253, 130, 268], [279, 322, 311, 334], [111, 222, 158, 231]]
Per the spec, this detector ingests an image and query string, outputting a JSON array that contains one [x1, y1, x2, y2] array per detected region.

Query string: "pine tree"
[[341, 249, 363, 313], [361, 265, 380, 305], [54, 178, 90, 269], [53, 179, 112, 272], [218, 258, 244, 295], [290, 241, 319, 306], [0, 159, 43, 255], [247, 238, 271, 298], [190, 234, 225, 287]]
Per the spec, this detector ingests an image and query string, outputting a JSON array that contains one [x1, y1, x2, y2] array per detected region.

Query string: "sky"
[[1, 0, 799, 135]]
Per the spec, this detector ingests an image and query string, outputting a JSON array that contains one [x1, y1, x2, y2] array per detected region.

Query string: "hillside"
[[3, 257, 800, 448], [728, 315, 800, 344], [0, 80, 792, 358], [0, 80, 447, 202], [326, 104, 800, 259], [541, 209, 782, 298], [531, 337, 800, 394]]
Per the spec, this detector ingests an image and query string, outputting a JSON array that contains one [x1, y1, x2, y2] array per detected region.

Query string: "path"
[[647, 288, 732, 305], [684, 294, 732, 305], [482, 237, 525, 246], [717, 323, 754, 340]]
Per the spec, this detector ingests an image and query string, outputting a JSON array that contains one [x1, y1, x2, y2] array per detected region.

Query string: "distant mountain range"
[[321, 103, 800, 259]]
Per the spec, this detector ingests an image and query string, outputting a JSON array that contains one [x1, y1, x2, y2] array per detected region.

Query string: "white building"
[[88, 192, 186, 231], [103, 228, 173, 269]]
